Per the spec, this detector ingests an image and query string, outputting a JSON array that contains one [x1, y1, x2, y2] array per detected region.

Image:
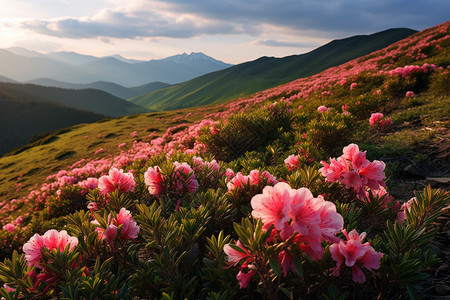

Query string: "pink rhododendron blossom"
[[236, 269, 256, 289], [350, 82, 358, 90], [227, 172, 249, 191], [173, 162, 198, 193], [98, 168, 136, 195], [104, 224, 118, 243], [2, 223, 16, 232], [405, 91, 415, 97], [317, 105, 330, 113], [23, 229, 78, 267], [223, 240, 252, 266], [251, 182, 292, 231], [115, 208, 140, 240], [329, 229, 382, 283], [369, 113, 384, 126], [397, 197, 417, 223], [251, 182, 343, 259], [320, 144, 386, 199], [87, 202, 98, 211], [94, 208, 139, 242], [369, 113, 393, 128], [225, 168, 235, 181], [144, 166, 164, 195], [284, 154, 300, 170], [77, 177, 99, 195]]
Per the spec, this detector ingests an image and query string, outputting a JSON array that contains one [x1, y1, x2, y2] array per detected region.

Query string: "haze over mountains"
[[0, 49, 233, 87]]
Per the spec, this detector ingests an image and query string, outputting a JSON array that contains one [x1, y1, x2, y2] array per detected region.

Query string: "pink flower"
[[224, 240, 252, 266], [95, 208, 140, 242], [251, 182, 292, 231], [317, 105, 330, 113], [225, 168, 235, 181], [98, 167, 136, 195], [289, 188, 323, 239], [118, 142, 126, 148], [227, 172, 248, 191], [115, 208, 140, 240], [369, 113, 384, 126], [248, 170, 260, 185], [284, 154, 300, 170], [2, 223, 16, 232], [23, 229, 78, 267], [104, 224, 118, 243], [173, 162, 198, 193], [405, 91, 415, 97], [350, 82, 358, 90], [236, 269, 256, 289], [397, 197, 416, 223], [144, 166, 164, 195], [78, 177, 98, 195], [87, 202, 98, 211], [329, 229, 382, 283]]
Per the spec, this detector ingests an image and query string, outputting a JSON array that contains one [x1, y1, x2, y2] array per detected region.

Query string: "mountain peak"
[[160, 52, 231, 66]]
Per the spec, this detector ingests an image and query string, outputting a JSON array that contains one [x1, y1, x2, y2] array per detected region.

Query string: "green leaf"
[[269, 258, 282, 277]]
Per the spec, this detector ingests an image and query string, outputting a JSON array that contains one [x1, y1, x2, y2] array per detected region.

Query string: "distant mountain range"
[[0, 49, 233, 86], [24, 78, 171, 100], [131, 28, 417, 111]]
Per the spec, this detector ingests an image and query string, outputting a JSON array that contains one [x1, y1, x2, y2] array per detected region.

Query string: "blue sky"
[[0, 0, 448, 64]]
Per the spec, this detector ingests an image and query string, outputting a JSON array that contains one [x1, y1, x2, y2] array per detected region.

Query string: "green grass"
[[0, 104, 219, 202]]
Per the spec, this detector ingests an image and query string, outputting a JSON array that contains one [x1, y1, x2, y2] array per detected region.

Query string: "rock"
[[403, 164, 424, 177]]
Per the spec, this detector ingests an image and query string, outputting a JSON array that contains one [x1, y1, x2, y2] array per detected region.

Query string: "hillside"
[[0, 82, 150, 117], [0, 22, 448, 299], [26, 78, 171, 99], [0, 82, 151, 154], [131, 28, 417, 111], [0, 93, 106, 155]]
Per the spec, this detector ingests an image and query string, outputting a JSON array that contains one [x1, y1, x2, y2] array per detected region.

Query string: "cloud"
[[252, 39, 319, 48], [14, 0, 450, 40], [17, 2, 259, 40]]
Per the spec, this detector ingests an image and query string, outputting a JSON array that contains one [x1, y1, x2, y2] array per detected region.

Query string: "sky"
[[0, 0, 448, 64]]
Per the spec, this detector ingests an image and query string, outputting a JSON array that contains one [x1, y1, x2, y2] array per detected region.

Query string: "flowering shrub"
[[329, 229, 382, 283], [320, 144, 386, 199], [369, 112, 393, 130]]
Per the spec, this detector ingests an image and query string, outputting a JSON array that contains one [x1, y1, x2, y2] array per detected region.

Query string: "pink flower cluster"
[[317, 105, 330, 113], [369, 112, 393, 128], [251, 182, 343, 259], [284, 154, 300, 171], [405, 91, 415, 97], [227, 169, 278, 192], [98, 167, 136, 195], [320, 144, 386, 199], [224, 183, 344, 288], [144, 161, 198, 196], [329, 229, 382, 283], [94, 208, 140, 243], [23, 229, 78, 267], [388, 63, 436, 78]]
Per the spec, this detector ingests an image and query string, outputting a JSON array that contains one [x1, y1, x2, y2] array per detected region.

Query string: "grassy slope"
[[131, 28, 417, 110], [0, 105, 219, 201]]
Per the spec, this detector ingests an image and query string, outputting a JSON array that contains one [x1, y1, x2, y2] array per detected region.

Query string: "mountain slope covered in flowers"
[[0, 21, 448, 299]]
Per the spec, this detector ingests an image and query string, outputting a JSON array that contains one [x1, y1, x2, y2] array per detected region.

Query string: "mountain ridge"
[[131, 27, 417, 110], [0, 49, 233, 86]]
